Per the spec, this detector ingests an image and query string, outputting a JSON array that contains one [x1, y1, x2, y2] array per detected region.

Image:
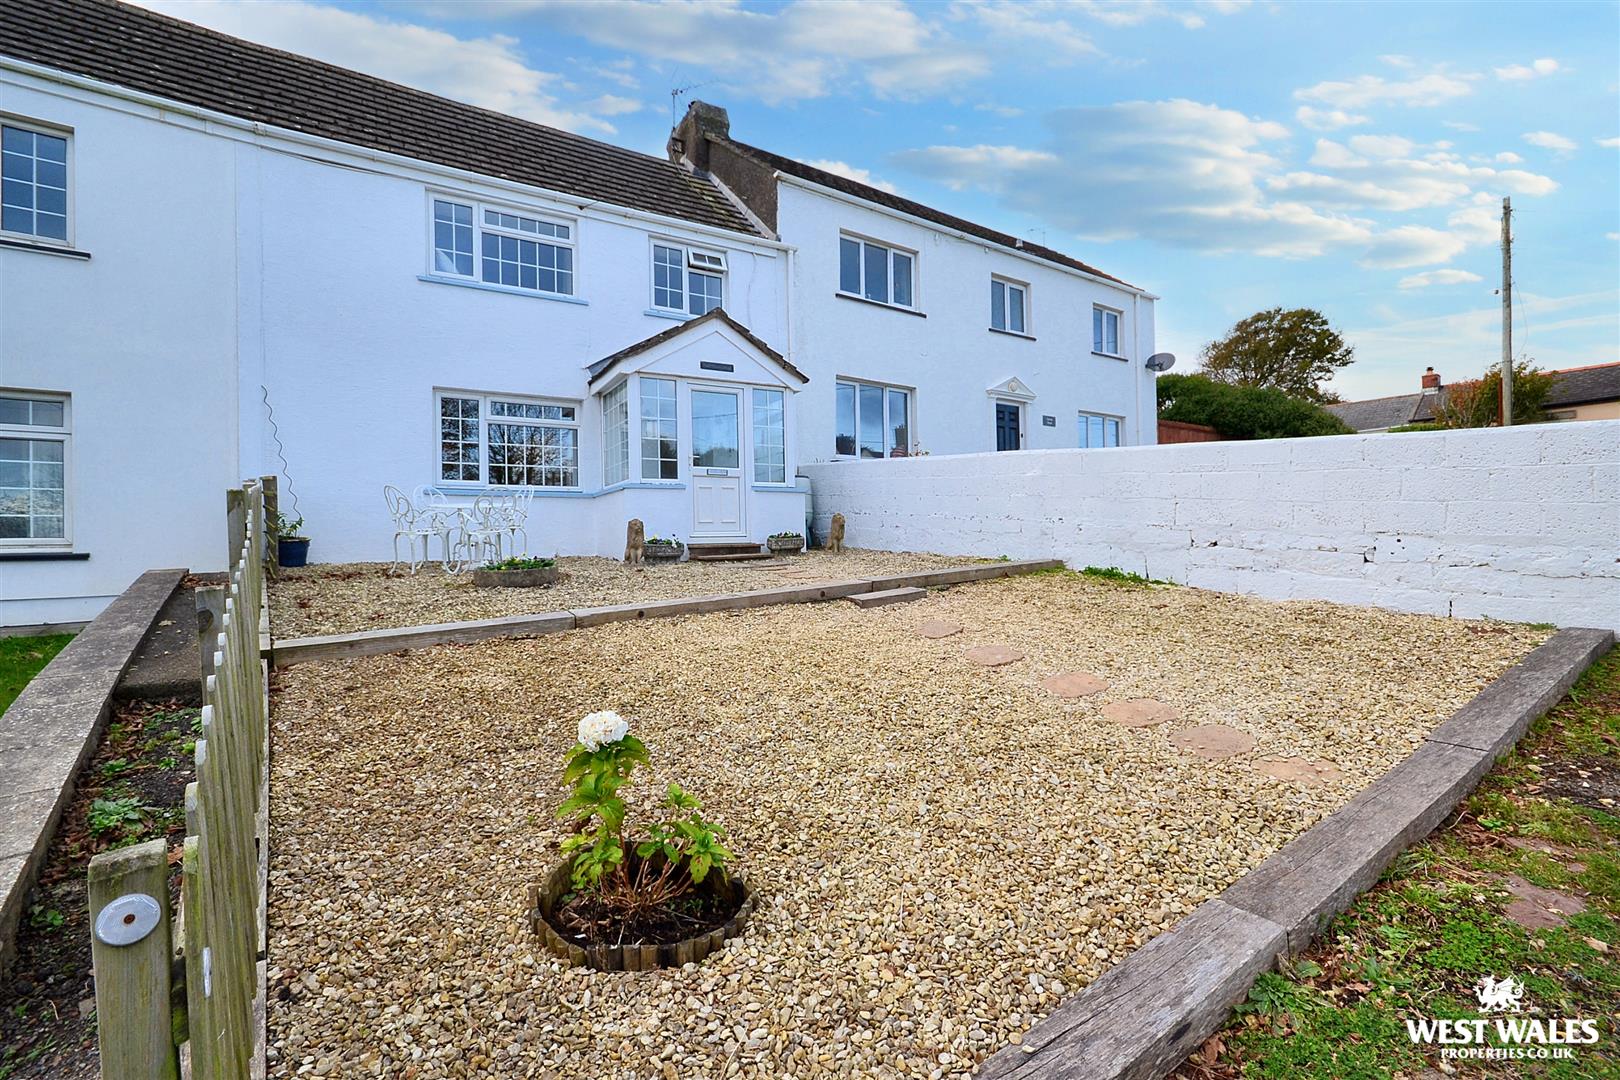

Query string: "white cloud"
[[1494, 151, 1524, 163], [974, 103, 1024, 117], [1398, 269, 1483, 288], [1443, 120, 1482, 132], [1295, 106, 1370, 131], [1267, 170, 1469, 211], [1296, 71, 1477, 110], [135, 0, 631, 134], [1597, 137, 1620, 149], [1494, 57, 1560, 81], [1347, 134, 1417, 158], [1608, 232, 1620, 241], [1310, 140, 1367, 168], [1523, 130, 1578, 152], [1380, 54, 1416, 69], [803, 159, 900, 193]]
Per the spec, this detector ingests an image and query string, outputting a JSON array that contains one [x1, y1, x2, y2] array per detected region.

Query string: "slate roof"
[[724, 140, 1138, 290], [586, 308, 806, 385], [0, 0, 761, 237], [1326, 391, 1440, 432], [1546, 362, 1620, 407]]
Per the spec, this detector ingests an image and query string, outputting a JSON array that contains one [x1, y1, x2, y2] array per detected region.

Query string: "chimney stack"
[[1421, 366, 1441, 390], [668, 100, 731, 175]]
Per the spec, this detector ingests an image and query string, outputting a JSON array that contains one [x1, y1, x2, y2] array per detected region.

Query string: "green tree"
[[1430, 362, 1557, 428], [1200, 308, 1355, 403], [1157, 373, 1354, 440]]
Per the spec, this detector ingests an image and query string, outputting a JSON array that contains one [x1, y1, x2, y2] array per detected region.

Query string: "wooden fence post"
[[88, 839, 179, 1080], [225, 488, 246, 572], [260, 475, 280, 576], [194, 585, 226, 701]]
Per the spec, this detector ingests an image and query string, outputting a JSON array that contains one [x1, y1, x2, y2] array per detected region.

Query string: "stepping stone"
[[1040, 672, 1110, 698], [1171, 724, 1255, 759], [848, 587, 926, 609], [1499, 875, 1585, 930], [1254, 757, 1344, 787], [917, 619, 962, 639], [964, 645, 1024, 667], [1100, 698, 1179, 728]]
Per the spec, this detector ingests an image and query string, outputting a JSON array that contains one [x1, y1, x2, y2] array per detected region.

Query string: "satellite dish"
[[1145, 352, 1176, 372]]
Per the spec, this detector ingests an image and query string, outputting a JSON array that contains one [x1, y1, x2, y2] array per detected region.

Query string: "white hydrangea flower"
[[578, 710, 629, 751]]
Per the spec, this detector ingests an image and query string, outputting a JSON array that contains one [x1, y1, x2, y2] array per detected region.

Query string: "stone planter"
[[472, 565, 559, 588], [643, 541, 684, 562], [766, 535, 805, 555], [530, 857, 753, 971]]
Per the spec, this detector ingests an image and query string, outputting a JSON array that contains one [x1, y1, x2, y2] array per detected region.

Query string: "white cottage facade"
[[0, 0, 1157, 628]]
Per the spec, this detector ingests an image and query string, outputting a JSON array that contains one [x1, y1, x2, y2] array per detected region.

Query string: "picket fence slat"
[[90, 479, 275, 1080]]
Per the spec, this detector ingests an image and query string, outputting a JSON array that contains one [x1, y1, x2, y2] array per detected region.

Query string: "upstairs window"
[[651, 242, 725, 316], [0, 391, 70, 544], [839, 234, 914, 308], [436, 391, 579, 488], [991, 277, 1027, 334], [1093, 305, 1122, 356], [1, 123, 69, 243], [430, 197, 575, 296]]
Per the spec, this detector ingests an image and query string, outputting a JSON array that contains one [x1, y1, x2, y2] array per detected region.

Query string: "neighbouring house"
[[1327, 363, 1620, 433], [0, 0, 1157, 628]]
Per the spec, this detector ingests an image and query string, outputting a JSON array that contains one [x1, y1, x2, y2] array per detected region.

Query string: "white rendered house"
[[0, 0, 1157, 628]]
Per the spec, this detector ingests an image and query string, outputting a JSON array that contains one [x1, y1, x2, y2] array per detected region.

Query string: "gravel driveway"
[[269, 549, 987, 638], [266, 572, 1545, 1078]]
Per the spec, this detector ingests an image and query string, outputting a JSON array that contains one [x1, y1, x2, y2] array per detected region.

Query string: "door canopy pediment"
[[987, 376, 1036, 402]]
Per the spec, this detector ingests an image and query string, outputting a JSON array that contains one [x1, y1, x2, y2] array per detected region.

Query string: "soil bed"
[[269, 548, 987, 637], [267, 571, 1547, 1078], [0, 700, 197, 1080]]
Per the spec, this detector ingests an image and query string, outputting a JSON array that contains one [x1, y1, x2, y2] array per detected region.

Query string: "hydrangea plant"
[[556, 711, 732, 915]]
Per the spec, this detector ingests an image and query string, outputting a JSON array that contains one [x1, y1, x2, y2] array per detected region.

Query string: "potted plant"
[[273, 511, 311, 568], [643, 536, 684, 562], [767, 531, 804, 554], [472, 555, 559, 588], [532, 712, 750, 970]]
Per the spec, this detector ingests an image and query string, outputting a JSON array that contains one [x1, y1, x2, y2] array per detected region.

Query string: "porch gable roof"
[[586, 308, 807, 388]]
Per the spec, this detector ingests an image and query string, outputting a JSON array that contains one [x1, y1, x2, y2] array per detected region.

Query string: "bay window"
[[437, 391, 579, 488], [602, 381, 629, 486], [835, 380, 911, 458], [639, 377, 678, 480], [752, 389, 785, 483], [838, 234, 914, 308]]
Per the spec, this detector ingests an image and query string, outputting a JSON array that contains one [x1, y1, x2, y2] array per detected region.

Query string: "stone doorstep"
[[973, 626, 1614, 1080], [847, 587, 927, 609]]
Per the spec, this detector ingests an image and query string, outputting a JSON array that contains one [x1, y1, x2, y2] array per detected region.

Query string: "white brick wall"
[[800, 422, 1620, 630]]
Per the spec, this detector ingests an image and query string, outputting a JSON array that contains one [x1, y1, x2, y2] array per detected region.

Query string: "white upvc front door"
[[689, 386, 745, 537]]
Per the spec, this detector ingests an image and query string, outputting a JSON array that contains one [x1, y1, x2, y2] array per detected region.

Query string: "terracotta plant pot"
[[472, 565, 559, 588], [643, 541, 684, 562], [766, 535, 804, 554], [530, 857, 753, 971]]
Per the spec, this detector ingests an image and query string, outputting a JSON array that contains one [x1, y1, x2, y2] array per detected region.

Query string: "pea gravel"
[[266, 572, 1547, 1079], [269, 550, 988, 638]]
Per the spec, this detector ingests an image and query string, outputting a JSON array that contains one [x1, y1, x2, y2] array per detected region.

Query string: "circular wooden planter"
[[643, 542, 685, 563], [472, 565, 559, 588], [766, 536, 805, 555], [529, 860, 754, 971]]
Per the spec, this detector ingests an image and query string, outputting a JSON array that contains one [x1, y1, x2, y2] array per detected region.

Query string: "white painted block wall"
[[800, 422, 1620, 631]]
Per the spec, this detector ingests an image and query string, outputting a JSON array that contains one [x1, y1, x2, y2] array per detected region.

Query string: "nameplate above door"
[[700, 361, 736, 373]]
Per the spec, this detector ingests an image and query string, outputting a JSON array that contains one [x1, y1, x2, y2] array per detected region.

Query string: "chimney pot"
[[1421, 366, 1441, 390]]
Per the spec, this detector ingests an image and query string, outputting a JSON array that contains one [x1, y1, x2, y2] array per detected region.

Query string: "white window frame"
[[649, 239, 726, 317], [1, 117, 73, 248], [1093, 304, 1124, 357], [638, 376, 680, 482], [838, 232, 917, 309], [751, 388, 787, 485], [990, 276, 1030, 335], [426, 192, 577, 297], [434, 388, 581, 490], [1078, 410, 1123, 449], [835, 378, 914, 459], [0, 389, 71, 548], [601, 379, 630, 487]]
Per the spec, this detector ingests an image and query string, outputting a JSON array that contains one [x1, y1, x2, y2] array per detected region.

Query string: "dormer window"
[[652, 242, 726, 316]]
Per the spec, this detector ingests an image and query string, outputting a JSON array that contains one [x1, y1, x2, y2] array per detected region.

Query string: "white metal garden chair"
[[388, 484, 463, 574], [452, 495, 507, 569], [384, 484, 435, 575], [498, 488, 534, 556]]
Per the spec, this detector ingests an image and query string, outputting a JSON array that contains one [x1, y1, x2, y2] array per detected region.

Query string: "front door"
[[690, 387, 745, 537], [996, 402, 1021, 451]]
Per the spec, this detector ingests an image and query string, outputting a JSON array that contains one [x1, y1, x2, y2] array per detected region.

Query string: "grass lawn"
[[0, 633, 73, 716], [1176, 646, 1620, 1080]]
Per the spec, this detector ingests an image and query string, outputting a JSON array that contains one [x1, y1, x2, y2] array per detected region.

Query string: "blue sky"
[[142, 0, 1619, 400]]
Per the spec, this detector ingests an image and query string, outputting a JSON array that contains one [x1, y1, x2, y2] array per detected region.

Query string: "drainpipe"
[[1131, 293, 1142, 445]]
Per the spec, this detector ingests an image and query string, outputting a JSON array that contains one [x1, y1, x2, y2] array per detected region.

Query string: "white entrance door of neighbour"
[[690, 387, 745, 537]]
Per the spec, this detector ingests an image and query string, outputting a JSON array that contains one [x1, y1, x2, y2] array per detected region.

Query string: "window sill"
[[834, 292, 926, 318], [989, 327, 1036, 341], [0, 236, 90, 260], [0, 549, 89, 561], [751, 483, 797, 492], [1092, 351, 1128, 361], [418, 274, 588, 305], [644, 308, 696, 322], [436, 483, 590, 499], [600, 480, 687, 494]]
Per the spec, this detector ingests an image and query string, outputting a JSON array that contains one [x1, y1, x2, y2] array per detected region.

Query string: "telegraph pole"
[[1500, 197, 1513, 426]]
